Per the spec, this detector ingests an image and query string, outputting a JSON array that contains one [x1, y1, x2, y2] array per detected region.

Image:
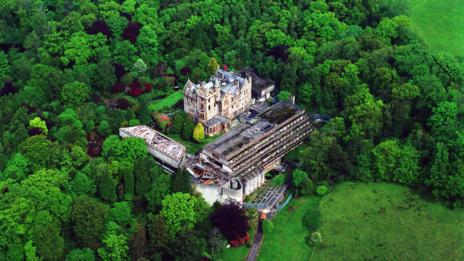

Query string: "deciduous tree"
[[161, 193, 197, 237]]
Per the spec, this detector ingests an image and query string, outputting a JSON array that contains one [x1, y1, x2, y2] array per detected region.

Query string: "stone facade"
[[183, 69, 253, 136]]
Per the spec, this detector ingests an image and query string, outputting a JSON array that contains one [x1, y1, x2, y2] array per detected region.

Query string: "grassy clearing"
[[148, 91, 183, 112], [167, 133, 219, 154], [314, 182, 464, 260], [407, 0, 464, 56], [258, 197, 320, 261]]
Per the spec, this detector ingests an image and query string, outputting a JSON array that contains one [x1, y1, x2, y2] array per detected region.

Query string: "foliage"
[[171, 112, 185, 134], [160, 193, 198, 237], [270, 174, 285, 187], [277, 90, 292, 101], [262, 219, 274, 235], [0, 0, 463, 259], [371, 140, 420, 185], [316, 185, 328, 196], [66, 248, 95, 261], [308, 231, 322, 247], [292, 169, 314, 196], [71, 196, 109, 248], [28, 117, 48, 135], [211, 204, 249, 242], [181, 117, 195, 141], [0, 51, 8, 82], [193, 122, 205, 143], [207, 57, 220, 76], [146, 171, 171, 212], [61, 81, 90, 107], [97, 222, 129, 261]]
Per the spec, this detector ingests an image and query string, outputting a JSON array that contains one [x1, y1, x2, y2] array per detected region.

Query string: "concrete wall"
[[193, 183, 222, 205], [193, 180, 244, 205], [243, 171, 265, 196], [147, 146, 181, 169]]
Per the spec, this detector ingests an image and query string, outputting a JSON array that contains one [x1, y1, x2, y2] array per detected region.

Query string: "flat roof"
[[240, 68, 275, 91], [260, 102, 299, 124], [119, 125, 186, 161], [203, 102, 302, 158]]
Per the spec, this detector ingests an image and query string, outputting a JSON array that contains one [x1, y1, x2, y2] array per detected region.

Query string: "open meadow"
[[218, 182, 464, 260], [407, 0, 464, 56]]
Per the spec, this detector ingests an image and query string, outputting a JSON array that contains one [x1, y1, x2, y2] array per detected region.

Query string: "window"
[[208, 105, 211, 110]]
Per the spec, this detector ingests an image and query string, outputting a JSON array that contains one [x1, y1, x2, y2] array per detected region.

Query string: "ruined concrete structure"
[[185, 102, 314, 205], [119, 125, 186, 170], [183, 69, 253, 136]]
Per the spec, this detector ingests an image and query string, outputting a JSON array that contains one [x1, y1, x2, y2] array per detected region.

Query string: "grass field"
[[258, 197, 320, 261], [314, 182, 464, 260], [216, 182, 464, 260], [407, 0, 464, 56], [167, 133, 219, 154], [148, 91, 183, 112]]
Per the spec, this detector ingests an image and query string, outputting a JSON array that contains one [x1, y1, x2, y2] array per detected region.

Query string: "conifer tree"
[[193, 122, 205, 143], [206, 57, 219, 76], [173, 168, 192, 194]]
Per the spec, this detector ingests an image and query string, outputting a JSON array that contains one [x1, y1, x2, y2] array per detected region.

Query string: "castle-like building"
[[183, 69, 253, 136]]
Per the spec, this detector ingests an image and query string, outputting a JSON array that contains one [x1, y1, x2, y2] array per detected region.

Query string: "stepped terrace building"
[[185, 102, 314, 204], [183, 69, 253, 136]]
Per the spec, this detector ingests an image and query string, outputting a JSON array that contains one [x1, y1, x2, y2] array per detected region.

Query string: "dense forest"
[[0, 0, 463, 260]]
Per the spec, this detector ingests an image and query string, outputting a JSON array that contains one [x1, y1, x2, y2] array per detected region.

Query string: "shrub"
[[316, 185, 328, 196], [306, 231, 322, 247], [270, 174, 285, 187], [262, 219, 274, 235]]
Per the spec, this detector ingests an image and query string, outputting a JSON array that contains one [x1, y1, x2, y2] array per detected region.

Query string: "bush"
[[306, 231, 322, 247], [262, 219, 274, 235], [270, 174, 285, 187], [316, 185, 328, 196]]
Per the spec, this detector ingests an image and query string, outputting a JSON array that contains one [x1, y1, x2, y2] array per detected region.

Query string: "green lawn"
[[258, 197, 320, 261], [216, 182, 464, 261], [314, 182, 464, 260], [408, 0, 464, 56], [167, 133, 219, 154], [148, 91, 183, 112]]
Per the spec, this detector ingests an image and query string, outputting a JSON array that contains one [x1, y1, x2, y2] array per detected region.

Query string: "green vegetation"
[[258, 197, 320, 261], [315, 182, 464, 260], [148, 91, 183, 112], [408, 0, 464, 55], [169, 133, 219, 154], [215, 228, 256, 261], [0, 0, 463, 260], [256, 182, 464, 260]]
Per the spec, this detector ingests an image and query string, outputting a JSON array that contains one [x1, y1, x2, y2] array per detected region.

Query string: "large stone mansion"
[[183, 69, 253, 136]]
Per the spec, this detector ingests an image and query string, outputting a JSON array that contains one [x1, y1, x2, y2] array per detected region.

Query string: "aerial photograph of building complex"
[[0, 0, 463, 260]]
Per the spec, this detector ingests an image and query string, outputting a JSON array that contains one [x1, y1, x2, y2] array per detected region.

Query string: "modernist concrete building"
[[185, 102, 314, 205], [183, 69, 253, 136], [119, 125, 186, 171]]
